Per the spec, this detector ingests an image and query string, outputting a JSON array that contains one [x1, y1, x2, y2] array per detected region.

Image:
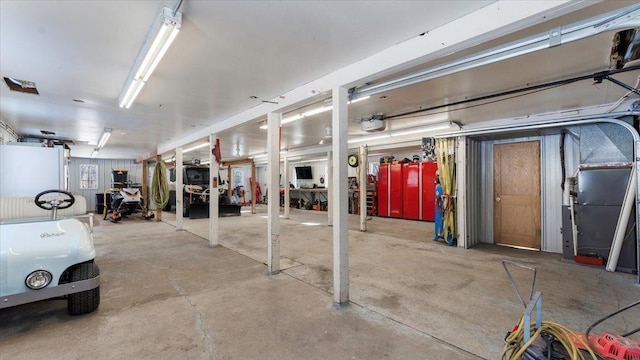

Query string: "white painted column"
[[327, 151, 333, 226], [176, 147, 184, 231], [284, 155, 290, 219], [456, 136, 467, 249], [209, 134, 219, 247], [359, 145, 368, 232], [267, 112, 281, 274], [332, 86, 349, 304]]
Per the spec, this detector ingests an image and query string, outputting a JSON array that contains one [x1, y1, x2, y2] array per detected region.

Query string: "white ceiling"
[[1, 1, 639, 163]]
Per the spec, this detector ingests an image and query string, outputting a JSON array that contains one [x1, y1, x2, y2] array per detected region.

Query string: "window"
[[79, 164, 98, 190], [232, 168, 244, 188]]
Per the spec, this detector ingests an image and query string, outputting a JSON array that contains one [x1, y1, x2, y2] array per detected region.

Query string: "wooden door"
[[494, 141, 541, 249]]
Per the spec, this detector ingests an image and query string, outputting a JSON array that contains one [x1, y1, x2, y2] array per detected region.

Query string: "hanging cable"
[[151, 160, 170, 210]]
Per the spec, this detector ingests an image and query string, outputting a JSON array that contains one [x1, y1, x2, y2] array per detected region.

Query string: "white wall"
[[67, 157, 143, 213], [0, 144, 64, 197]]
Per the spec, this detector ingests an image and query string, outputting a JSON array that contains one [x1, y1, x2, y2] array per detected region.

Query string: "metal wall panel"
[[465, 137, 482, 248], [68, 158, 143, 213], [478, 135, 564, 253]]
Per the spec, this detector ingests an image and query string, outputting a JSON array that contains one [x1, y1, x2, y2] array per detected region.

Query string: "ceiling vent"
[[3, 77, 39, 95], [360, 114, 386, 132]]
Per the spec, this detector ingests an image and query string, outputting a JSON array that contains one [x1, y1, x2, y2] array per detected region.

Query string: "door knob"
[[496, 197, 501, 202]]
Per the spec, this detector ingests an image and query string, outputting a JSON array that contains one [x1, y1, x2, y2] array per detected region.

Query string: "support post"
[[156, 154, 163, 222], [209, 134, 219, 247], [359, 145, 368, 232], [327, 151, 333, 226], [176, 147, 184, 231], [284, 156, 290, 219], [332, 86, 349, 304], [142, 160, 148, 212], [251, 161, 256, 214], [267, 112, 281, 274]]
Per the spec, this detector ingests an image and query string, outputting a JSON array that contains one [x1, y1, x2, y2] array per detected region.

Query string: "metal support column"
[[359, 145, 368, 232], [155, 154, 163, 222], [327, 151, 333, 226], [176, 147, 184, 231], [209, 133, 219, 247], [284, 155, 290, 219], [267, 112, 281, 274], [251, 161, 256, 214], [332, 86, 349, 304]]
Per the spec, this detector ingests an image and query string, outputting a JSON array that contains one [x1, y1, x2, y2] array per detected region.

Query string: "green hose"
[[151, 160, 170, 209]]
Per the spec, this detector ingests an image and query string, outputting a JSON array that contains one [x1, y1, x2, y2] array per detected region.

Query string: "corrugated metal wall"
[[68, 158, 143, 213], [478, 135, 564, 253], [465, 137, 482, 248]]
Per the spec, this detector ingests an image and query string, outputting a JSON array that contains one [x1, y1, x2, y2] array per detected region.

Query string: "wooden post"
[[142, 160, 148, 212], [156, 154, 163, 222]]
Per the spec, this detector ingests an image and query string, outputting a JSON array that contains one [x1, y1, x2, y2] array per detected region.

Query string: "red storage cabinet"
[[377, 163, 403, 218], [402, 163, 420, 220], [421, 162, 438, 221], [378, 164, 390, 217]]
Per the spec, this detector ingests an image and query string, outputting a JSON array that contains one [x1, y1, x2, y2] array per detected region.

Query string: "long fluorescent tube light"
[[390, 123, 452, 137], [347, 134, 391, 144], [97, 128, 112, 148], [277, 96, 371, 126], [91, 149, 99, 158], [183, 142, 209, 153], [119, 7, 182, 109]]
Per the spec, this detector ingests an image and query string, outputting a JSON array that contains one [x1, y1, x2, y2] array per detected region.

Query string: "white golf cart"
[[0, 190, 100, 315]]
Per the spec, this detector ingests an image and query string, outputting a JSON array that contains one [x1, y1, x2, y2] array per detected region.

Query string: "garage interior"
[[1, 1, 640, 359]]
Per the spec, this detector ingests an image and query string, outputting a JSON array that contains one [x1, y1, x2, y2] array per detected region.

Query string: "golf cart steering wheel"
[[35, 190, 75, 210]]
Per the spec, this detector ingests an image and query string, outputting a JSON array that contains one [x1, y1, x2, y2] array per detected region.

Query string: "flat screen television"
[[295, 166, 313, 180]]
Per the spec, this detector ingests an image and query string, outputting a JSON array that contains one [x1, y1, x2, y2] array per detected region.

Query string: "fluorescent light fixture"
[[183, 142, 209, 154], [96, 128, 112, 149], [119, 7, 182, 109], [200, 160, 211, 165], [278, 96, 371, 127], [348, 134, 391, 144], [91, 149, 99, 158], [281, 113, 304, 125], [348, 95, 370, 104], [259, 122, 268, 130], [390, 123, 452, 137]]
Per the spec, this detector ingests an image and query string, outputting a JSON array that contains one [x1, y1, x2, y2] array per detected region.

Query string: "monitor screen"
[[295, 166, 313, 180]]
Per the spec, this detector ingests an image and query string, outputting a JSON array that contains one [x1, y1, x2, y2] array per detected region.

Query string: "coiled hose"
[[502, 314, 598, 360], [151, 160, 170, 210]]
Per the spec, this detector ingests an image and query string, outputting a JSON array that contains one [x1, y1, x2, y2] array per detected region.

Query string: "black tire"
[[163, 202, 172, 211], [67, 263, 100, 315]]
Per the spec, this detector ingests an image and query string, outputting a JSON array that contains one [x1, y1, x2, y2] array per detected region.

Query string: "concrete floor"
[[1, 206, 638, 359]]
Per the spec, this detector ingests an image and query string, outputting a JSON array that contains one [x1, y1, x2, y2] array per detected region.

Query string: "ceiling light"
[[280, 96, 371, 125], [348, 95, 370, 104], [183, 142, 209, 153], [97, 128, 112, 149], [119, 7, 182, 109], [348, 134, 391, 144], [91, 149, 99, 158], [200, 160, 211, 165], [390, 123, 452, 137]]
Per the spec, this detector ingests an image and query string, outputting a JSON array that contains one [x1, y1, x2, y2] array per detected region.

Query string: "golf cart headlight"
[[25, 270, 52, 290]]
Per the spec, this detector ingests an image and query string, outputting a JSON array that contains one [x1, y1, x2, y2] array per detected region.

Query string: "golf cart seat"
[[0, 195, 88, 222]]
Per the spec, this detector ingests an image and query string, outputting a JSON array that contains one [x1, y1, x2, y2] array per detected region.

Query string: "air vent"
[[3, 77, 39, 95]]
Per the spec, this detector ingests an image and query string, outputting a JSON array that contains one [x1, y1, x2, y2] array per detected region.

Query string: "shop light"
[[347, 134, 391, 144], [183, 142, 209, 154], [91, 149, 99, 158], [390, 122, 452, 137], [275, 96, 371, 127], [118, 7, 182, 109]]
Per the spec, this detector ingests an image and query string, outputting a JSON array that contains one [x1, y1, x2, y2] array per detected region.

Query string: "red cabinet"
[[377, 163, 403, 218], [378, 161, 437, 221]]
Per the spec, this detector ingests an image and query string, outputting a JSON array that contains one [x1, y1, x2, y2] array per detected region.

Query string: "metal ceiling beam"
[[351, 3, 640, 100]]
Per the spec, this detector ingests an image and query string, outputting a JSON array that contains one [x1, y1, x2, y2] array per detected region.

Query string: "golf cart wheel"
[[68, 263, 100, 315]]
